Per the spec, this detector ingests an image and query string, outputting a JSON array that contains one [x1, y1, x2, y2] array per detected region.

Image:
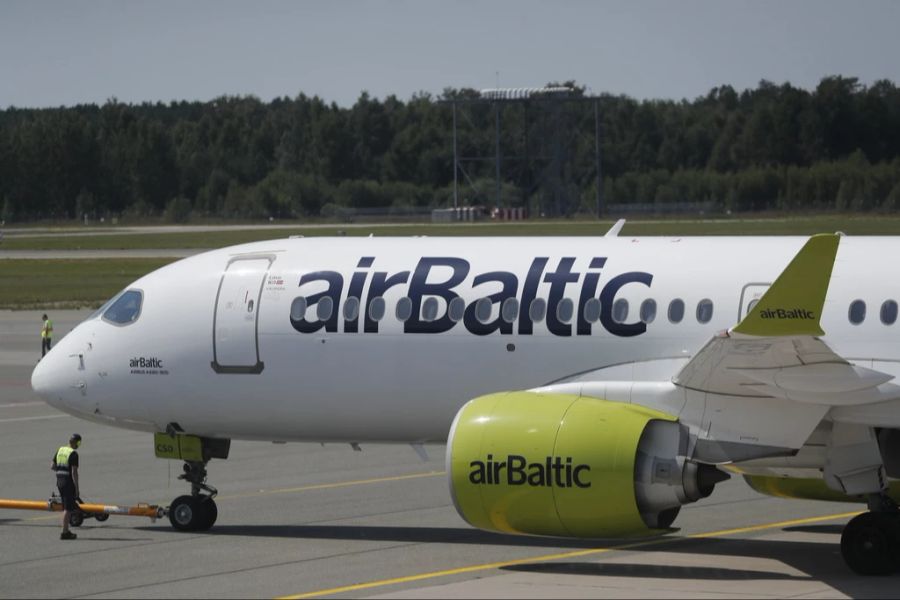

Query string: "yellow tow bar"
[[0, 498, 166, 524]]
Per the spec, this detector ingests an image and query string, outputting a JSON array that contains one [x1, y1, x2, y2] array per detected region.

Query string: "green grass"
[[0, 259, 177, 310], [4, 215, 900, 251]]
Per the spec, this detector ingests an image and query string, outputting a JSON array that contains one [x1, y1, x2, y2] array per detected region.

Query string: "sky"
[[2, 0, 899, 109]]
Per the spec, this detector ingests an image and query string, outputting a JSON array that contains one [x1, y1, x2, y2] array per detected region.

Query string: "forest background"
[[2, 76, 900, 223]]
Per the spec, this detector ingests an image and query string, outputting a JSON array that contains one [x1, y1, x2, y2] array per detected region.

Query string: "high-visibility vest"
[[42, 319, 53, 339], [55, 446, 74, 476]]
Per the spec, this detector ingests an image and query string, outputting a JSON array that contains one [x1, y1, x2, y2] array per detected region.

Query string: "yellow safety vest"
[[55, 446, 74, 476], [42, 319, 53, 339]]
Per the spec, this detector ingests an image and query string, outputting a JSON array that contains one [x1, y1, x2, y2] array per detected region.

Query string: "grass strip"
[[0, 258, 177, 310]]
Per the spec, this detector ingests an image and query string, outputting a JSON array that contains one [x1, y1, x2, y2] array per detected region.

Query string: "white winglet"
[[604, 218, 626, 237]]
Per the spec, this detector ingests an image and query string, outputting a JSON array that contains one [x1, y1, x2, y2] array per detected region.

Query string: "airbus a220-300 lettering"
[[31, 226, 900, 575]]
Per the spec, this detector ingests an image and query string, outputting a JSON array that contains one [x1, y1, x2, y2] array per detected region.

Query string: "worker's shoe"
[[60, 531, 77, 540]]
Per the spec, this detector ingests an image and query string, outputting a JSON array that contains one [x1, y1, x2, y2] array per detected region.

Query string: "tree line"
[[1, 76, 899, 222]]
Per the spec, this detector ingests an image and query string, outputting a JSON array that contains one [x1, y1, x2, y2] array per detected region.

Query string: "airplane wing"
[[673, 234, 896, 406]]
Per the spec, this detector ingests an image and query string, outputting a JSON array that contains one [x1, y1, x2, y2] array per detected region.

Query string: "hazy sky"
[[2, 0, 899, 108]]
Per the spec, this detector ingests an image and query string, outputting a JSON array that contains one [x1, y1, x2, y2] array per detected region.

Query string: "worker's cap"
[[70, 433, 82, 443]]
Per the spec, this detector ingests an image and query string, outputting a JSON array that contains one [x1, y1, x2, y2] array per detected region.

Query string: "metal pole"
[[495, 102, 501, 208], [453, 101, 459, 209], [594, 99, 602, 219], [0, 497, 165, 520]]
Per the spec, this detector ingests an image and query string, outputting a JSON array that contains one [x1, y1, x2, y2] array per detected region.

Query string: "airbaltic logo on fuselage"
[[759, 308, 815, 320], [129, 357, 163, 369], [290, 256, 653, 338], [129, 356, 168, 376], [469, 454, 591, 488]]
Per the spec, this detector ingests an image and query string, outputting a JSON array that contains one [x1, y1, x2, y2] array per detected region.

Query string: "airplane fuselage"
[[32, 236, 900, 443]]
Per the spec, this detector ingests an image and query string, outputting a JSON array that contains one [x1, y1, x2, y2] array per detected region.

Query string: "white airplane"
[[30, 227, 900, 575]]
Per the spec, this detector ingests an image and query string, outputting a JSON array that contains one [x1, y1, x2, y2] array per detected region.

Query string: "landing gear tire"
[[840, 512, 900, 575], [169, 495, 201, 532], [168, 495, 218, 532], [194, 497, 218, 531], [68, 511, 84, 528]]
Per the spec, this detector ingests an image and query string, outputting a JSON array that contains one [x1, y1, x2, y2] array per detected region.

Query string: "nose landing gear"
[[168, 460, 218, 532], [155, 428, 229, 532]]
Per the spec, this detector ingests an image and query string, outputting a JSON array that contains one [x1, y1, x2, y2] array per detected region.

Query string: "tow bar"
[[0, 496, 167, 527]]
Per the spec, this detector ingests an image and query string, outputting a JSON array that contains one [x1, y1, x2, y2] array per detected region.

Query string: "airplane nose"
[[31, 349, 68, 410]]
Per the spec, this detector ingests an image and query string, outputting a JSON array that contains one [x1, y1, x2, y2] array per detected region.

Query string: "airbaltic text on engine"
[[469, 454, 591, 488], [290, 256, 652, 337]]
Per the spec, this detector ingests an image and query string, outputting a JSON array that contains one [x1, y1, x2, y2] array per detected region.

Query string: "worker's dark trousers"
[[42, 338, 51, 357]]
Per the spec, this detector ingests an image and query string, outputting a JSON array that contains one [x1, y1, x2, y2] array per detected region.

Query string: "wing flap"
[[733, 363, 893, 395]]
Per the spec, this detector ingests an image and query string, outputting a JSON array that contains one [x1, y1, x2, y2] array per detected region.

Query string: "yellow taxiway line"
[[278, 509, 863, 599]]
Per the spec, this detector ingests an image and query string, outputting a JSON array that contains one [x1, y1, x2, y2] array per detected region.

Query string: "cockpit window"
[[103, 290, 143, 325]]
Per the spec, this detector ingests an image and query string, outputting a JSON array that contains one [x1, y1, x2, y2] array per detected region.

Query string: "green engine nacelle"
[[447, 391, 725, 538]]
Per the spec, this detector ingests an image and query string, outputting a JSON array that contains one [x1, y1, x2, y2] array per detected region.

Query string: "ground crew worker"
[[51, 434, 81, 540], [41, 314, 53, 358]]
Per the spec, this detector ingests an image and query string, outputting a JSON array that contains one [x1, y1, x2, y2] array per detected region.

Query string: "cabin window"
[[316, 296, 333, 321], [422, 297, 440, 322], [849, 300, 866, 325], [640, 299, 657, 324], [343, 297, 360, 321], [448, 297, 466, 322], [103, 289, 143, 325], [696, 299, 714, 324], [612, 298, 629, 324], [501, 298, 520, 323], [396, 297, 413, 321], [584, 298, 601, 323], [668, 299, 685, 324], [557, 298, 575, 324], [881, 300, 898, 325], [368, 297, 386, 321], [529, 298, 547, 322], [290, 297, 307, 321], [474, 297, 493, 324]]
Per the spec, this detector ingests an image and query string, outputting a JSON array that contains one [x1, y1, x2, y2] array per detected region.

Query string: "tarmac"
[[1, 310, 898, 598]]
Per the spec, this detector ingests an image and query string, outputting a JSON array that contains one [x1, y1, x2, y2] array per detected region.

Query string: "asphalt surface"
[[1, 310, 897, 598]]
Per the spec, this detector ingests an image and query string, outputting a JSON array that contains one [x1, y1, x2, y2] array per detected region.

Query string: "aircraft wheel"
[[168, 495, 201, 531], [68, 511, 84, 528], [195, 497, 218, 531], [840, 512, 900, 575]]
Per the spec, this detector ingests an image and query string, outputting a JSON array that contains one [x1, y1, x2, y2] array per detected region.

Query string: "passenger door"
[[211, 255, 274, 374]]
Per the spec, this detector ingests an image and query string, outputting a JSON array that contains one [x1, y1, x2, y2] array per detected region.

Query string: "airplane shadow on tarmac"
[[166, 524, 610, 549], [503, 535, 899, 598], [196, 524, 897, 597]]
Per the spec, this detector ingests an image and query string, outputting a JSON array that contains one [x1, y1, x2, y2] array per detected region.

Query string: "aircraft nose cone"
[[31, 349, 67, 410]]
